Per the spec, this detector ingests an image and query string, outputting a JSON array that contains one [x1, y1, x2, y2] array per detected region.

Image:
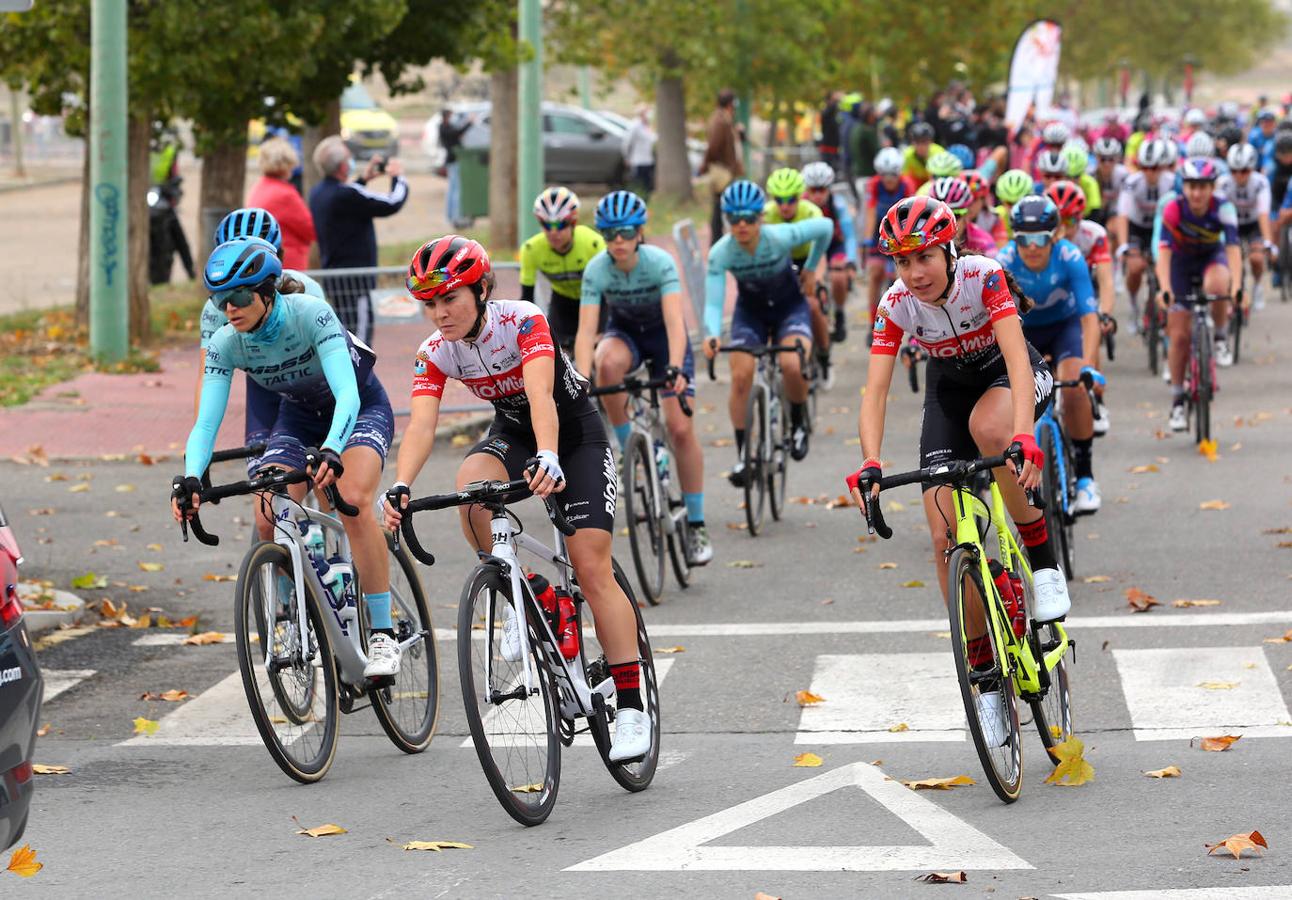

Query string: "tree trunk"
[[127, 113, 151, 343], [302, 98, 341, 201], [76, 141, 90, 327], [488, 66, 519, 251], [197, 136, 249, 258], [654, 50, 691, 203]]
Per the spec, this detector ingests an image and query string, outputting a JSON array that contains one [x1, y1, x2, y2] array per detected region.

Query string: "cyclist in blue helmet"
[[215, 207, 283, 253], [578, 191, 714, 565], [174, 238, 402, 679], [947, 143, 976, 172], [705, 180, 833, 479]]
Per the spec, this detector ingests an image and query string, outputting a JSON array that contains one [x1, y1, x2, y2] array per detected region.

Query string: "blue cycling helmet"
[[947, 143, 975, 171], [214, 207, 282, 254], [204, 238, 283, 294], [1009, 195, 1060, 234], [594, 190, 648, 229], [720, 179, 766, 216]]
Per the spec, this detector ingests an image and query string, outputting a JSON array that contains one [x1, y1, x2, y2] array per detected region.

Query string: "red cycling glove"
[[846, 458, 883, 493], [1009, 433, 1043, 470]]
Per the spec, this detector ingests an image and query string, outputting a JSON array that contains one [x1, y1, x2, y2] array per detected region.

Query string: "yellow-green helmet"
[[766, 167, 805, 200], [926, 150, 963, 179], [1062, 144, 1090, 178], [996, 168, 1035, 204]]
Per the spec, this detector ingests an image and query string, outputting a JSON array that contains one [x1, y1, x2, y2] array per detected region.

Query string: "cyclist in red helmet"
[[845, 197, 1069, 744], [383, 235, 653, 762]]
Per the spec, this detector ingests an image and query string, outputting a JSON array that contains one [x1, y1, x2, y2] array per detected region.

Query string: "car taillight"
[[9, 762, 31, 785], [0, 585, 22, 629]]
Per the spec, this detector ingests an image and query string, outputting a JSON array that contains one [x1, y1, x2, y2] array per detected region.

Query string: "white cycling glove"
[[533, 450, 564, 485]]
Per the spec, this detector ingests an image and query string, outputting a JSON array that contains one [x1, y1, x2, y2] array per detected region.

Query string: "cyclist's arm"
[[1094, 261, 1116, 316], [1221, 201, 1242, 295], [834, 196, 859, 267], [784, 217, 835, 273], [317, 339, 361, 454], [521, 354, 560, 455], [519, 239, 538, 302], [703, 246, 729, 339], [1227, 243, 1243, 295], [394, 393, 440, 488], [194, 350, 206, 416], [1065, 248, 1100, 361], [860, 198, 877, 248], [662, 289, 687, 371], [1257, 179, 1273, 244], [1154, 245, 1173, 298], [858, 349, 896, 463], [573, 301, 601, 377], [183, 340, 235, 478], [993, 315, 1041, 437]]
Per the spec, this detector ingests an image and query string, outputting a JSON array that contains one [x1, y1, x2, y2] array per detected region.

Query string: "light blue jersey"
[[996, 237, 1096, 327], [703, 218, 833, 338], [200, 269, 324, 350], [580, 244, 681, 329]]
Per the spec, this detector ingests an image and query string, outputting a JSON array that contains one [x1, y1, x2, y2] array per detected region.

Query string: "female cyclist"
[[383, 236, 651, 761], [845, 198, 1071, 745]]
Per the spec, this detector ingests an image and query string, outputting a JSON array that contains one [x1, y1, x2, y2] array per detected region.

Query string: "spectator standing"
[[147, 178, 194, 285], [699, 88, 744, 249], [308, 135, 408, 346], [817, 91, 842, 169], [248, 137, 316, 271], [439, 108, 475, 228], [622, 105, 658, 195]]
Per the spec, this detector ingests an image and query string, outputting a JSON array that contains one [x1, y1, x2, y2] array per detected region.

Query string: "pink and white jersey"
[[962, 222, 998, 257], [1072, 220, 1112, 266], [412, 299, 589, 429], [872, 255, 1019, 375]]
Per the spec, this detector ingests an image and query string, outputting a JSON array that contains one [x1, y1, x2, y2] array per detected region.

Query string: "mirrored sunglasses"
[[211, 286, 261, 311], [1015, 230, 1055, 248]]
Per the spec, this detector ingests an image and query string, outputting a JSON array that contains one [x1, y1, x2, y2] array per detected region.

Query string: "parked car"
[[340, 80, 400, 161], [0, 503, 42, 849]]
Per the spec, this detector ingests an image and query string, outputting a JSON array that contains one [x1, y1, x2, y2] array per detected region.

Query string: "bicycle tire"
[[623, 431, 665, 605], [1029, 624, 1074, 764], [743, 386, 768, 535], [665, 504, 692, 590], [907, 356, 921, 393], [947, 547, 1023, 803], [590, 558, 660, 792], [1036, 425, 1073, 581], [458, 564, 560, 827], [234, 541, 340, 784], [768, 387, 790, 522], [1230, 300, 1244, 366], [370, 535, 440, 754], [1193, 323, 1213, 445], [249, 561, 316, 726]]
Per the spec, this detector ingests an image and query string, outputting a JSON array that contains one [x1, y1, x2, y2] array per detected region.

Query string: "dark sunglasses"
[[1015, 230, 1055, 248], [211, 286, 262, 311], [599, 226, 640, 242], [540, 219, 573, 232], [725, 212, 760, 225], [772, 194, 800, 205]]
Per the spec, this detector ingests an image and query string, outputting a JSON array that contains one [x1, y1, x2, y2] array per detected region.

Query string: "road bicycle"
[[1168, 282, 1226, 446], [174, 445, 438, 783], [856, 450, 1075, 803], [589, 372, 694, 605], [1142, 267, 1167, 376], [395, 476, 659, 826], [708, 343, 807, 535], [1098, 312, 1117, 363], [1035, 368, 1097, 583], [899, 339, 927, 394]]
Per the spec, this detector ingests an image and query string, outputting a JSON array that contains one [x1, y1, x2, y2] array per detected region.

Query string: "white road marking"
[[796, 653, 965, 743], [42, 668, 96, 702], [1114, 646, 1292, 740], [119, 671, 272, 747], [1054, 889, 1292, 899], [566, 760, 1032, 872], [133, 633, 234, 646]]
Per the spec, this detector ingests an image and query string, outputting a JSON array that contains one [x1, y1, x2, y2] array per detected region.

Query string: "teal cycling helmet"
[[214, 208, 282, 255], [995, 168, 1035, 204], [595, 190, 648, 229], [204, 238, 283, 294], [721, 180, 766, 215]]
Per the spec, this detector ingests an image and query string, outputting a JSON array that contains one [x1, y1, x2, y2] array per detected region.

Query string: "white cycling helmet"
[[1185, 131, 1215, 159], [533, 185, 580, 222], [1184, 108, 1208, 128], [1041, 121, 1070, 145], [1161, 139, 1179, 166], [1036, 148, 1067, 174], [874, 146, 903, 175], [801, 161, 835, 188], [1137, 138, 1170, 168], [1064, 136, 1090, 155], [1227, 142, 1259, 171], [1093, 136, 1123, 159]]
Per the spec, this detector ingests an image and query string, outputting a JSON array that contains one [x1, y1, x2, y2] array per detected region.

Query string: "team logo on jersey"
[[518, 316, 535, 336], [984, 271, 1002, 293], [316, 311, 335, 328], [874, 316, 887, 333]]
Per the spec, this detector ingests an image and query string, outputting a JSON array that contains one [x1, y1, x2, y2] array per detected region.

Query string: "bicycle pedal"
[[366, 674, 396, 690]]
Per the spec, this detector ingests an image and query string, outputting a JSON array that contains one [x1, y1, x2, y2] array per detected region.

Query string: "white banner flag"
[[1005, 19, 1063, 132]]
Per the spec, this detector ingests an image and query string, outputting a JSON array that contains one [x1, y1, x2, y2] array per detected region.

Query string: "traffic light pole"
[[89, 0, 129, 363], [517, 0, 543, 245]]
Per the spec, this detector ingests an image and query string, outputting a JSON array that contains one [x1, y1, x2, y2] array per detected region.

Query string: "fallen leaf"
[[654, 646, 686, 654], [1172, 599, 1222, 608], [899, 580, 926, 588], [709, 438, 734, 448], [137, 562, 164, 572], [176, 615, 199, 628], [825, 495, 851, 509], [1083, 575, 1111, 584], [114, 484, 136, 493], [70, 572, 107, 590], [727, 560, 762, 569], [879, 562, 898, 570], [888, 722, 910, 733], [1044, 736, 1094, 786], [132, 717, 159, 736], [391, 839, 474, 852], [795, 690, 825, 707], [449, 433, 472, 447], [915, 871, 967, 884], [67, 482, 90, 493], [202, 573, 236, 582], [754, 894, 783, 900], [1125, 587, 1160, 613], [182, 631, 225, 646], [1199, 500, 1231, 511], [137, 453, 155, 466], [793, 752, 824, 767], [1196, 734, 1242, 752], [902, 775, 974, 790], [128, 585, 149, 594], [1205, 830, 1267, 859], [1198, 439, 1219, 462], [1262, 630, 1292, 644], [510, 783, 544, 793], [1197, 681, 1239, 690], [6, 844, 41, 878], [139, 690, 189, 702], [31, 764, 70, 775], [1144, 765, 1182, 778], [293, 817, 347, 838], [27, 508, 55, 517], [36, 724, 50, 737], [145, 543, 163, 552], [1128, 464, 1160, 474], [725, 522, 748, 531], [885, 500, 906, 512]]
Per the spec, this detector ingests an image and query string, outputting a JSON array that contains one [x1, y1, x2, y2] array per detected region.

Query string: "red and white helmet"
[[407, 235, 493, 301], [878, 196, 959, 256], [532, 186, 580, 222]]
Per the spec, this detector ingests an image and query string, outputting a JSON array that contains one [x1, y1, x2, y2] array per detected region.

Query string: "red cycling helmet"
[[878, 196, 959, 256], [1043, 179, 1087, 219], [961, 170, 990, 202], [407, 235, 492, 301]]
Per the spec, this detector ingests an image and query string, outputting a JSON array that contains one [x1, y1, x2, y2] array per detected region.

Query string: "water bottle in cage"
[[654, 440, 670, 483]]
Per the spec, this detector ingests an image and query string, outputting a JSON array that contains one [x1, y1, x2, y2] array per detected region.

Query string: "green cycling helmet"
[[766, 167, 805, 200], [1062, 145, 1090, 179], [926, 150, 963, 178], [996, 168, 1035, 204]]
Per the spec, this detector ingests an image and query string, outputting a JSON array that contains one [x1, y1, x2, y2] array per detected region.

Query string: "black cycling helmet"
[[1009, 195, 1060, 234], [1276, 131, 1292, 155], [909, 121, 935, 141]]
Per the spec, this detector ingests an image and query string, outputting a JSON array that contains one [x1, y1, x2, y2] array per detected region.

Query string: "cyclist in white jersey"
[[1113, 138, 1175, 327], [1218, 142, 1275, 309]]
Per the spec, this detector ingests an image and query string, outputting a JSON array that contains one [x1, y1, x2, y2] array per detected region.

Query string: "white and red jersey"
[[412, 299, 589, 429], [1072, 220, 1112, 267], [872, 255, 1019, 375]]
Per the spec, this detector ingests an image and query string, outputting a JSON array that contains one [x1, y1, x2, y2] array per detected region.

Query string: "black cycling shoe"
[[832, 306, 847, 343], [727, 461, 749, 487], [790, 425, 809, 461]]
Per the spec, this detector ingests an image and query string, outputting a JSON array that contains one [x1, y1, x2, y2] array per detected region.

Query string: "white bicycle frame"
[[626, 392, 687, 541]]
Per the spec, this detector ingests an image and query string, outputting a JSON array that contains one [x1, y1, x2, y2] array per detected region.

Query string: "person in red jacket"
[[248, 137, 316, 271]]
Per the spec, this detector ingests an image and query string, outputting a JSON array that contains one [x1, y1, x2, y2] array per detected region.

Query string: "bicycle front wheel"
[[743, 386, 768, 535], [623, 431, 665, 605], [458, 565, 560, 827], [1230, 298, 1244, 365], [234, 542, 340, 784], [1193, 322, 1213, 445], [1030, 623, 1073, 764], [1037, 426, 1073, 581], [370, 535, 439, 754], [768, 389, 790, 522], [947, 547, 1023, 803]]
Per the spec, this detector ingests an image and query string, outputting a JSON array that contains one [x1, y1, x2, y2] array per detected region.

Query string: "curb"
[[17, 584, 88, 636]]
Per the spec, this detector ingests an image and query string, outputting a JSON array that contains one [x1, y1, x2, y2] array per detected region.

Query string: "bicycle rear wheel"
[[743, 386, 768, 535], [370, 535, 439, 754], [234, 542, 339, 784], [947, 547, 1023, 803], [768, 389, 790, 522], [458, 564, 560, 827], [623, 431, 665, 605]]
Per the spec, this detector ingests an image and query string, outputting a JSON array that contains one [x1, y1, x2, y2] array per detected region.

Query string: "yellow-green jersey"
[[519, 224, 604, 303], [1076, 172, 1102, 214], [902, 142, 946, 186], [763, 197, 823, 265]]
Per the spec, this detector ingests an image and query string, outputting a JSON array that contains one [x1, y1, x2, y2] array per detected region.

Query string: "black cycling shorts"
[[918, 349, 1053, 492], [1127, 222, 1155, 253], [548, 294, 608, 352], [1237, 221, 1262, 245], [467, 402, 616, 532]]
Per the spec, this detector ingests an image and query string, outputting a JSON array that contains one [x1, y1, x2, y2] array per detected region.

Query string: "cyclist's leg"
[[806, 275, 831, 354], [727, 304, 765, 450], [1051, 322, 1094, 482], [1203, 257, 1231, 334], [456, 435, 522, 550], [1166, 262, 1194, 393], [918, 364, 979, 601], [1124, 240, 1146, 300], [245, 379, 279, 542], [658, 345, 703, 504], [866, 254, 886, 324], [593, 331, 638, 450], [776, 303, 814, 404]]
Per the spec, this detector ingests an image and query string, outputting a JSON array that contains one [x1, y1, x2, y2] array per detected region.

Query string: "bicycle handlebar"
[[706, 343, 808, 382], [200, 442, 268, 496], [588, 372, 692, 417]]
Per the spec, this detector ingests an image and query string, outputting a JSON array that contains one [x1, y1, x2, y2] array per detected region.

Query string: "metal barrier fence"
[[670, 218, 707, 332]]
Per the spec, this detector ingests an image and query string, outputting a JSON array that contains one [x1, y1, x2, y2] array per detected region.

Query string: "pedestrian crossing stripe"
[[565, 760, 1032, 872], [1054, 889, 1292, 899], [42, 668, 96, 702], [119, 671, 262, 747], [796, 653, 964, 743]]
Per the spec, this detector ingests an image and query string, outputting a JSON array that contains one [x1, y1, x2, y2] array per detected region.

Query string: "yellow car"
[[340, 81, 399, 160]]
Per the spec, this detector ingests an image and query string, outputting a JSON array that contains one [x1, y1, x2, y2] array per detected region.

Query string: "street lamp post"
[[517, 0, 544, 245], [89, 0, 129, 363]]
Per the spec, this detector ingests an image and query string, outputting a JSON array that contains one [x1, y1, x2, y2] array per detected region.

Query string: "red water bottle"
[[555, 588, 580, 660], [526, 572, 559, 633], [988, 560, 1026, 638]]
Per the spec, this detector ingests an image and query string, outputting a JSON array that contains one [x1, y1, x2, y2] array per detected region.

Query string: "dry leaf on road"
[[6, 844, 41, 878], [293, 817, 347, 838], [137, 562, 164, 572], [132, 717, 159, 736], [1262, 630, 1292, 644], [1199, 500, 1231, 511], [727, 560, 762, 568], [31, 765, 70, 775], [1045, 736, 1094, 786], [139, 690, 189, 702], [795, 690, 825, 707], [1195, 734, 1242, 752], [888, 723, 910, 733], [654, 646, 686, 654], [202, 573, 236, 582], [1205, 830, 1267, 859], [35, 724, 50, 737], [915, 871, 967, 883], [1172, 599, 1222, 608], [1198, 439, 1219, 462], [1198, 681, 1239, 690], [510, 783, 544, 793], [1128, 464, 1160, 474], [1083, 575, 1111, 584], [754, 893, 783, 900], [1125, 587, 1160, 613], [900, 580, 926, 588], [1144, 765, 1181, 778], [390, 839, 474, 852], [67, 483, 90, 493], [182, 631, 225, 645], [793, 752, 824, 768], [902, 775, 975, 790], [879, 562, 898, 570]]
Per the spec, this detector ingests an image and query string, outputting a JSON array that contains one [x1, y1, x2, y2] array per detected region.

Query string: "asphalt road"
[[9, 295, 1292, 898]]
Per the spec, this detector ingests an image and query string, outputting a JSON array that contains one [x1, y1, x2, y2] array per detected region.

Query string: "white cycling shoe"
[[609, 707, 652, 762], [1073, 477, 1102, 515], [1093, 401, 1110, 436], [1169, 403, 1188, 432], [1215, 340, 1234, 368], [363, 633, 402, 678], [1032, 567, 1071, 622], [974, 690, 1010, 748], [500, 606, 523, 662]]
